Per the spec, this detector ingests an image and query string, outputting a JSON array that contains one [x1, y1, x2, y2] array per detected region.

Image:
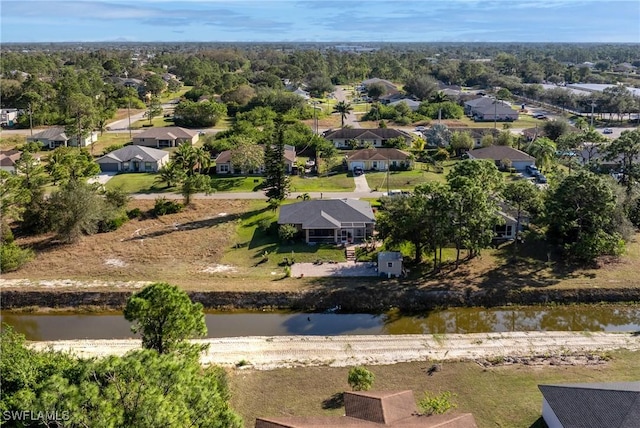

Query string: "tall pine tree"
[[264, 118, 290, 205]]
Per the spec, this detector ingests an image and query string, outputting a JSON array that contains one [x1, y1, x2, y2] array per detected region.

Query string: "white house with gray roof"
[[133, 127, 199, 148], [27, 127, 98, 149], [96, 145, 169, 173], [278, 199, 375, 244]]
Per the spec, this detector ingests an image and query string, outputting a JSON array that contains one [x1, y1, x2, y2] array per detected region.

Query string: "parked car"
[[415, 126, 427, 132], [603, 128, 613, 134], [536, 174, 547, 184], [353, 167, 364, 176], [526, 165, 540, 177]]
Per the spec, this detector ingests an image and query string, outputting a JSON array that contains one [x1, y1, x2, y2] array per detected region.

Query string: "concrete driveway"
[[353, 174, 371, 192], [88, 172, 117, 185], [291, 261, 378, 277]]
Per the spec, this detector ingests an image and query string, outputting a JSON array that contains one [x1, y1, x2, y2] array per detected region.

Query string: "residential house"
[[215, 145, 296, 175], [96, 145, 170, 173], [538, 382, 640, 428], [1, 109, 20, 127], [464, 97, 519, 122], [388, 99, 421, 111], [108, 76, 145, 92], [494, 212, 519, 241], [324, 128, 413, 149], [378, 252, 403, 278], [133, 127, 199, 148], [292, 88, 311, 99], [161, 72, 178, 82], [575, 143, 640, 172], [379, 92, 407, 105], [467, 146, 535, 172], [278, 199, 375, 244], [256, 390, 478, 427], [27, 127, 98, 149], [361, 78, 399, 94], [347, 148, 412, 172], [0, 149, 21, 173]]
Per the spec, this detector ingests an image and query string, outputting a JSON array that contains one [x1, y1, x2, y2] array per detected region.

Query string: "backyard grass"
[[91, 133, 133, 157], [290, 174, 355, 192], [159, 86, 192, 103], [5, 200, 640, 293], [131, 116, 175, 129], [104, 173, 176, 193], [229, 349, 640, 428]]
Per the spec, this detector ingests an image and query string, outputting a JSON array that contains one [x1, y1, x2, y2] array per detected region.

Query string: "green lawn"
[[365, 161, 457, 190], [131, 116, 175, 129], [159, 86, 192, 103], [221, 201, 346, 271], [290, 174, 355, 192], [91, 133, 133, 157], [104, 173, 176, 193], [210, 176, 266, 192], [445, 115, 546, 129]]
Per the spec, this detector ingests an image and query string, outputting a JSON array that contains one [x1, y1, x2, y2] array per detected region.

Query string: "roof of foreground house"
[[256, 391, 477, 427], [539, 382, 640, 428], [278, 199, 375, 229], [97, 145, 169, 163]]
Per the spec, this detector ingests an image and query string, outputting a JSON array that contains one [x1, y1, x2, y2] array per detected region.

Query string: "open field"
[[104, 173, 176, 193], [5, 200, 640, 293], [290, 174, 355, 192], [364, 162, 456, 189], [228, 348, 640, 428], [131, 116, 175, 129]]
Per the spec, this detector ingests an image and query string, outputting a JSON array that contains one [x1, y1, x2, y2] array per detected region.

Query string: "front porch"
[[305, 225, 371, 244]]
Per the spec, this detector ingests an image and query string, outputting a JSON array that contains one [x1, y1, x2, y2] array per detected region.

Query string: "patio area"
[[290, 261, 378, 277]]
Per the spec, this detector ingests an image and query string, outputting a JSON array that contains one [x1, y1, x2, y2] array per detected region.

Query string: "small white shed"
[[377, 252, 403, 278]]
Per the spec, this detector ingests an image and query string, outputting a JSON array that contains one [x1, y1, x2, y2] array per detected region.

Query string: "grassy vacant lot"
[[229, 350, 640, 428], [5, 200, 640, 292], [365, 161, 457, 189], [210, 176, 266, 192], [290, 174, 355, 192], [91, 133, 133, 157], [131, 116, 175, 129]]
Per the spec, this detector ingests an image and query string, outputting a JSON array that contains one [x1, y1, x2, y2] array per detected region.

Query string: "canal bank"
[[28, 332, 640, 370], [2, 284, 640, 312]]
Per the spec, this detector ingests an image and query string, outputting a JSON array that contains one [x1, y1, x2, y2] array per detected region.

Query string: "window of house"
[[372, 161, 378, 169], [145, 162, 153, 171], [123, 162, 129, 170], [387, 262, 393, 268], [219, 164, 229, 173]]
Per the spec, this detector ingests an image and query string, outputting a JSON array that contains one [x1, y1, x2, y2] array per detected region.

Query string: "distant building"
[[1, 109, 20, 127], [467, 146, 535, 172], [0, 149, 22, 173], [132, 127, 199, 148], [96, 145, 170, 173], [27, 127, 98, 149], [378, 252, 403, 278]]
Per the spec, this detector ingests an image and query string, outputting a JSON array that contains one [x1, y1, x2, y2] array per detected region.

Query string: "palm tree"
[[173, 143, 197, 175], [193, 146, 211, 174], [332, 101, 353, 128], [155, 161, 185, 189], [430, 91, 450, 122], [528, 137, 557, 172], [574, 116, 589, 131]]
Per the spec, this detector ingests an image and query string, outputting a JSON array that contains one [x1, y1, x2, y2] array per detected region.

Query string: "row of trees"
[[1, 282, 243, 427]]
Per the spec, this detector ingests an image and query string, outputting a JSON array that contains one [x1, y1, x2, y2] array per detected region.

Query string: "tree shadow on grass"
[[528, 417, 547, 428], [321, 392, 344, 410]]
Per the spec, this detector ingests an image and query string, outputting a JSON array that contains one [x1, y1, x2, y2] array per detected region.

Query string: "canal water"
[[2, 305, 639, 341]]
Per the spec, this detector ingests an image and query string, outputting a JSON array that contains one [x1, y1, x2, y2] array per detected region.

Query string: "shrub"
[[152, 197, 183, 216], [432, 148, 450, 162], [97, 214, 129, 233], [127, 208, 143, 219], [347, 366, 375, 391], [417, 391, 457, 415], [258, 218, 273, 234], [284, 265, 291, 277], [1, 242, 34, 272], [278, 224, 298, 243]]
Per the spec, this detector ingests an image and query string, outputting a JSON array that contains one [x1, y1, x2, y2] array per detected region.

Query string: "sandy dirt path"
[[30, 332, 640, 370]]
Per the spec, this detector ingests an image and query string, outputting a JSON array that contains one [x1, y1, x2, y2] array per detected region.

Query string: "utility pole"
[[494, 98, 498, 129], [127, 96, 132, 140], [28, 102, 33, 136], [590, 102, 597, 128]]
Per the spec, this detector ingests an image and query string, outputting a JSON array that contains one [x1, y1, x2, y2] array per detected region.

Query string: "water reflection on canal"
[[1, 305, 639, 341]]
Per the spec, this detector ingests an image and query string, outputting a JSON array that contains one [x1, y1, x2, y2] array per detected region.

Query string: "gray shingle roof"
[[97, 145, 169, 163], [278, 199, 375, 229], [347, 148, 411, 161], [467, 146, 535, 162], [27, 127, 68, 141], [135, 126, 197, 140], [539, 382, 640, 428], [324, 128, 411, 141]]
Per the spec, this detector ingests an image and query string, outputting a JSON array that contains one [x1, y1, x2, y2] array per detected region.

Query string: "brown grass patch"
[[229, 350, 640, 428]]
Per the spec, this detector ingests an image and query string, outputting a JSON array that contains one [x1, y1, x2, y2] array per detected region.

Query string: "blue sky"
[[2, 0, 639, 43]]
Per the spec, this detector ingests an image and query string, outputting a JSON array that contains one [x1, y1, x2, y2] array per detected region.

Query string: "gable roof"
[[389, 99, 421, 108], [347, 148, 411, 162], [278, 199, 375, 229], [28, 127, 68, 141], [474, 103, 518, 115], [0, 149, 21, 167], [256, 390, 477, 427], [539, 382, 640, 428], [362, 78, 398, 91], [324, 128, 411, 141], [468, 146, 535, 162], [135, 126, 197, 140], [97, 145, 169, 163]]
